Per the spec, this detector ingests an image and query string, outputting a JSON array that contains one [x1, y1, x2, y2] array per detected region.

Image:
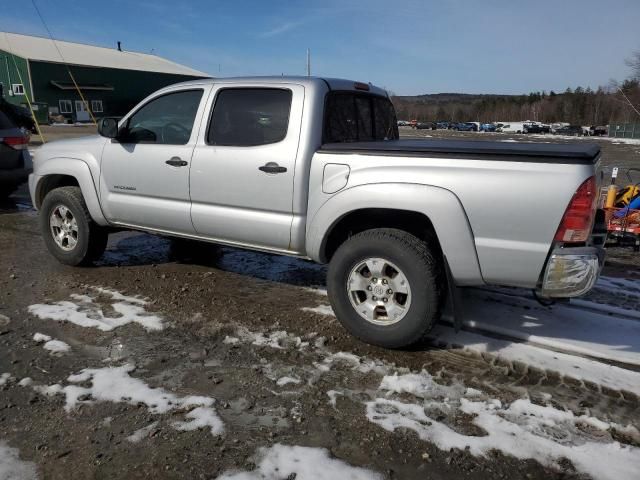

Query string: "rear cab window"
[[207, 88, 293, 147], [323, 91, 399, 143]]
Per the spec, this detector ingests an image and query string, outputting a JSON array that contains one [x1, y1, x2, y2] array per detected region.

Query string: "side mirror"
[[98, 117, 119, 139]]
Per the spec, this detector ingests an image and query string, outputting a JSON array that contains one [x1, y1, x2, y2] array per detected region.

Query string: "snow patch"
[[0, 441, 38, 480], [322, 351, 391, 375], [34, 364, 223, 436], [28, 287, 163, 332], [367, 397, 640, 480], [126, 422, 158, 443], [433, 325, 640, 396], [276, 376, 301, 387], [380, 371, 465, 401], [32, 333, 51, 343], [236, 328, 309, 350], [217, 444, 382, 480], [42, 340, 71, 354], [327, 390, 344, 408], [18, 378, 33, 387], [302, 305, 335, 316], [172, 406, 224, 435]]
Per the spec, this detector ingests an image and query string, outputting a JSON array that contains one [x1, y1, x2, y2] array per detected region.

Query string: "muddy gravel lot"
[[0, 128, 639, 479]]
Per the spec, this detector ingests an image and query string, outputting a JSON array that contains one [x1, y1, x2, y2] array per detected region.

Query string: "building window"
[[12, 84, 25, 95], [59, 100, 73, 114], [91, 100, 103, 113]]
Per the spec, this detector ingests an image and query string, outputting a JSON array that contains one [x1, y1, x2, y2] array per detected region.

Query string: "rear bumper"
[[537, 246, 605, 298]]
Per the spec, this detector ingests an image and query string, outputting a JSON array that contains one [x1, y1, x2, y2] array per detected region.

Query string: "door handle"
[[259, 162, 287, 174], [166, 157, 188, 167]]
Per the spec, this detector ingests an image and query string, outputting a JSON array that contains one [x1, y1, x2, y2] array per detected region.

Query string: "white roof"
[[0, 32, 209, 77]]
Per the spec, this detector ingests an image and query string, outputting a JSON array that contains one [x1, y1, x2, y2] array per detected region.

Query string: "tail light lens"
[[554, 176, 597, 243], [2, 136, 29, 150]]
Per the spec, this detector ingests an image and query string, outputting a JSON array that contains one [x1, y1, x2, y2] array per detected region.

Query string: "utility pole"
[[306, 48, 311, 77]]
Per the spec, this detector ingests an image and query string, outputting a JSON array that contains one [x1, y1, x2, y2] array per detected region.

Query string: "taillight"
[[554, 176, 597, 243], [2, 136, 28, 150]]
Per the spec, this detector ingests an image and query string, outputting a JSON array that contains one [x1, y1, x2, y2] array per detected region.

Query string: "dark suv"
[[0, 110, 31, 198], [554, 125, 585, 136]]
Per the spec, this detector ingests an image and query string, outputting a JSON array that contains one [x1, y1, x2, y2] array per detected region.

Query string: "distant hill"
[[395, 93, 520, 104], [390, 82, 640, 124]]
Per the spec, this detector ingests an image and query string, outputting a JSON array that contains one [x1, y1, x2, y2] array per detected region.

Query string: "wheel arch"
[[33, 158, 108, 226], [306, 183, 484, 286]]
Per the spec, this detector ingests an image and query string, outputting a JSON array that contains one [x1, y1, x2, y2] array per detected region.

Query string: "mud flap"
[[444, 256, 463, 332]]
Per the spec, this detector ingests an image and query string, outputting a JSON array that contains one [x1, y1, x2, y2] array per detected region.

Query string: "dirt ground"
[[0, 127, 638, 479]]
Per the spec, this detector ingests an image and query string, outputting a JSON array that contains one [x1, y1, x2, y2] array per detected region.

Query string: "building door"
[[74, 100, 90, 122]]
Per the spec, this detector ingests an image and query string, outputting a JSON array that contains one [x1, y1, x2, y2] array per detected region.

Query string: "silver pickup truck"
[[29, 76, 604, 348]]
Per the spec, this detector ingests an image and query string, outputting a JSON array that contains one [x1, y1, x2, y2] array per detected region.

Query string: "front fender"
[[31, 157, 108, 226], [306, 183, 484, 286]]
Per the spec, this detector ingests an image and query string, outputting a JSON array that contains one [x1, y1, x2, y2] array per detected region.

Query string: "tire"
[[327, 228, 444, 348], [40, 186, 108, 266]]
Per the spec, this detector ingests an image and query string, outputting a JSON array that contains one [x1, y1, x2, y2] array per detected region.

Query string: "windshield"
[[323, 91, 399, 143]]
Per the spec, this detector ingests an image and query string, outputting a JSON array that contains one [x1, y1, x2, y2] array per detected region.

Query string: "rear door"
[[189, 84, 304, 251], [99, 87, 208, 233]]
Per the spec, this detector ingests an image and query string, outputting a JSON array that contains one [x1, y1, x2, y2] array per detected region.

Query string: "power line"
[[31, 0, 97, 126]]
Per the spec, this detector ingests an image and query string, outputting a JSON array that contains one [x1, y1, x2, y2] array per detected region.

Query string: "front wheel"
[[327, 228, 444, 348], [40, 186, 108, 266]]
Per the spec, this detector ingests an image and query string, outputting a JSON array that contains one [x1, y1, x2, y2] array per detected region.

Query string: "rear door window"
[[207, 88, 292, 147], [324, 92, 399, 143]]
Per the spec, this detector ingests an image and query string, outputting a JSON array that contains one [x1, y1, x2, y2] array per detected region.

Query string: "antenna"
[[306, 48, 310, 77]]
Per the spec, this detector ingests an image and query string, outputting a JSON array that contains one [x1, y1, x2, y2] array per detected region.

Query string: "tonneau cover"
[[319, 139, 600, 164]]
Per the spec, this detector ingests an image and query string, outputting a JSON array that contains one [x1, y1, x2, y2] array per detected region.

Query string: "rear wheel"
[[40, 186, 108, 266], [327, 228, 444, 348]]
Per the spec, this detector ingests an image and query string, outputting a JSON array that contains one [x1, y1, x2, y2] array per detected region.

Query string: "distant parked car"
[[550, 123, 569, 134], [554, 125, 585, 136], [455, 122, 478, 132], [589, 125, 607, 136], [397, 120, 410, 127], [415, 122, 435, 130], [480, 123, 496, 132], [0, 110, 31, 198], [523, 123, 550, 134]]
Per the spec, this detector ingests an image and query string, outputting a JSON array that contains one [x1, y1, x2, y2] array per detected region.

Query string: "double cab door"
[[98, 82, 303, 252]]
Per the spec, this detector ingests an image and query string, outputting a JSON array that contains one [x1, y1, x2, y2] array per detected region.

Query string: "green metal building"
[[0, 32, 209, 123]]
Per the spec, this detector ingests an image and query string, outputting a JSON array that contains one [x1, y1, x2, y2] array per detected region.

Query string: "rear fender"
[[306, 183, 484, 285]]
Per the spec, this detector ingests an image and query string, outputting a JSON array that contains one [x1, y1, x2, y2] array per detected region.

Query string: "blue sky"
[[2, 0, 638, 95]]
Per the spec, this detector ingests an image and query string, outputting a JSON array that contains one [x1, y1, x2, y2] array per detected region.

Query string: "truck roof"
[[167, 76, 389, 97]]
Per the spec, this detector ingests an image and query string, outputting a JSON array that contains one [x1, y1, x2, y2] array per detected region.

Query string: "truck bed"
[[319, 139, 600, 164]]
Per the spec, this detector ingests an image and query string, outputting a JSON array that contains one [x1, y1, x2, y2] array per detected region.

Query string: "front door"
[[99, 88, 207, 234], [189, 84, 304, 251], [75, 100, 90, 122]]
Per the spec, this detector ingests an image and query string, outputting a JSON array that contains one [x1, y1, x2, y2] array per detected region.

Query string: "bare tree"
[[625, 50, 640, 80]]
